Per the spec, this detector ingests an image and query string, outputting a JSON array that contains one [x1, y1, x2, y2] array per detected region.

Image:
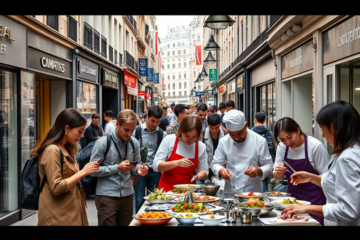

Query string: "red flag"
[[155, 31, 158, 55], [162, 78, 165, 90], [158, 50, 162, 69], [195, 45, 202, 65]]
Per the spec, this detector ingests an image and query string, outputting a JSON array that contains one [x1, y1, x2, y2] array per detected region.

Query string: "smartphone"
[[128, 160, 138, 165], [97, 157, 106, 165]]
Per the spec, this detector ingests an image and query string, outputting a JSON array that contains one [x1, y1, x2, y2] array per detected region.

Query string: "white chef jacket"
[[211, 129, 273, 194], [321, 144, 360, 226], [273, 135, 330, 180], [152, 134, 209, 175]]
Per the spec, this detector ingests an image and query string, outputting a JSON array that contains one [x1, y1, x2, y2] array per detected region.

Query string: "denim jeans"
[[133, 171, 162, 213]]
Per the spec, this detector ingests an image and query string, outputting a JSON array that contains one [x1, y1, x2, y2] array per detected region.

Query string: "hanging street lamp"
[[203, 15, 235, 30], [204, 35, 220, 51], [200, 66, 208, 80], [203, 51, 217, 64]]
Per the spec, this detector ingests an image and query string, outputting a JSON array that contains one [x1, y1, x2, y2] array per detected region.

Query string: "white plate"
[[271, 199, 311, 209], [166, 191, 201, 197], [266, 192, 291, 197], [199, 214, 225, 226], [175, 196, 220, 203], [143, 196, 177, 205], [165, 205, 223, 215]]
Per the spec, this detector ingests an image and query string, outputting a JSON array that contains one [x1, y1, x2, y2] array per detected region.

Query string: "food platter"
[[234, 201, 274, 217], [271, 198, 311, 210], [173, 184, 202, 191], [134, 212, 173, 226], [234, 191, 265, 201], [174, 195, 220, 203], [143, 195, 177, 205], [165, 203, 224, 215]]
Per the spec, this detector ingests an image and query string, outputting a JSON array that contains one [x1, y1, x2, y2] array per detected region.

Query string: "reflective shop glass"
[[353, 68, 360, 113], [0, 70, 18, 218], [76, 81, 97, 126]]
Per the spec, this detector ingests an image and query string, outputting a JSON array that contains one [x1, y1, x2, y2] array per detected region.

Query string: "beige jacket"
[[38, 144, 88, 226]]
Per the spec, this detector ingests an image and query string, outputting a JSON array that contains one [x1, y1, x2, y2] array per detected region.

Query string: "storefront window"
[[76, 81, 97, 126], [0, 70, 18, 218], [20, 71, 35, 170], [261, 85, 267, 128], [353, 68, 360, 113], [267, 84, 273, 131], [272, 83, 276, 130], [340, 68, 350, 102]]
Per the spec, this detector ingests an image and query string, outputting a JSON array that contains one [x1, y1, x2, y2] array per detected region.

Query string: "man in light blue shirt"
[[90, 109, 148, 226], [132, 105, 167, 213]]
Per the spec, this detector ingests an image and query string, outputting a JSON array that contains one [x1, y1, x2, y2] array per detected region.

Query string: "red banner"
[[124, 70, 137, 88], [155, 31, 158, 55], [145, 93, 152, 99], [195, 45, 202, 65], [138, 91, 146, 96]]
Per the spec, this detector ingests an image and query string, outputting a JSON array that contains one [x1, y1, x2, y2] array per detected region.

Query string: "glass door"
[[323, 65, 336, 153]]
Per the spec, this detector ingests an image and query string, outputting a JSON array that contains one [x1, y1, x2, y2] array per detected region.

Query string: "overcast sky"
[[156, 15, 197, 39]]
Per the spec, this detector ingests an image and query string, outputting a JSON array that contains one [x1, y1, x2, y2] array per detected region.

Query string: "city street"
[[10, 197, 98, 226]]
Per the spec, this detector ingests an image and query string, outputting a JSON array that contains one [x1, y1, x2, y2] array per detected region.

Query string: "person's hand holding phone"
[[137, 164, 149, 176], [117, 160, 135, 172]]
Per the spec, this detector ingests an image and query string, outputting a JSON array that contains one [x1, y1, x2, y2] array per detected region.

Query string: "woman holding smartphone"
[[152, 116, 208, 192], [33, 108, 99, 226], [282, 100, 360, 226], [272, 117, 329, 225]]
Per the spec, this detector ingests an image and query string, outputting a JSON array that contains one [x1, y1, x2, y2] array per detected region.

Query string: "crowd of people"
[[34, 99, 360, 226]]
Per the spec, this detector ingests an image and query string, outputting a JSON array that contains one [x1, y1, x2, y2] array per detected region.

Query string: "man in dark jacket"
[[81, 113, 103, 149], [251, 112, 276, 191]]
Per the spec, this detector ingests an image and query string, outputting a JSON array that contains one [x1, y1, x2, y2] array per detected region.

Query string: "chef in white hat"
[[210, 110, 273, 195]]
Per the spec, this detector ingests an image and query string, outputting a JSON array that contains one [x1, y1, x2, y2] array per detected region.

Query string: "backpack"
[[134, 125, 164, 164], [77, 135, 135, 197], [19, 145, 64, 210], [261, 130, 276, 162]]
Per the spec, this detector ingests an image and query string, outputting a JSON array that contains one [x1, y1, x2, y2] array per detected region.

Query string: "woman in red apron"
[[156, 116, 208, 192], [273, 117, 328, 225]]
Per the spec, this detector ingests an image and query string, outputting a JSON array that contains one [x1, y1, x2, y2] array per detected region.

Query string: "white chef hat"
[[223, 110, 246, 131]]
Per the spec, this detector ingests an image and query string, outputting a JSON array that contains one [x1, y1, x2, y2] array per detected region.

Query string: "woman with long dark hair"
[[33, 108, 99, 226], [272, 117, 329, 225], [282, 100, 360, 225]]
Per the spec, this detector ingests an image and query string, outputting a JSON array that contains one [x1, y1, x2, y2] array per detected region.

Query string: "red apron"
[[157, 138, 199, 192]]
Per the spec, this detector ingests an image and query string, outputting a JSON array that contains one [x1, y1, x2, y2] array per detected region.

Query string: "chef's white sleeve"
[[152, 135, 171, 172], [210, 140, 226, 179], [258, 138, 274, 181], [323, 157, 360, 223], [272, 145, 285, 181]]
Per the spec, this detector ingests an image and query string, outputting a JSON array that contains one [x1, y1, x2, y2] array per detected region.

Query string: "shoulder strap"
[[105, 135, 112, 157], [135, 125, 142, 147], [156, 128, 164, 152], [130, 139, 135, 154], [202, 129, 206, 143], [39, 145, 64, 192]]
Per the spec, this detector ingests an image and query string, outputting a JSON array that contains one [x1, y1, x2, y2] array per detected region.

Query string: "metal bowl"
[[201, 185, 220, 196], [234, 192, 265, 202], [234, 201, 274, 217]]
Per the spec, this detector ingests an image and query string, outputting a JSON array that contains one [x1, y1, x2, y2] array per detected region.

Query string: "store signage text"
[[127, 87, 138, 96], [41, 57, 65, 73], [124, 70, 137, 88], [0, 24, 15, 41], [79, 60, 97, 76], [290, 55, 302, 68], [338, 27, 360, 48], [0, 44, 6, 55]]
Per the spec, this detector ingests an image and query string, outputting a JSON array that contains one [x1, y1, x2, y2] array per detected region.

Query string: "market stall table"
[[129, 195, 320, 226]]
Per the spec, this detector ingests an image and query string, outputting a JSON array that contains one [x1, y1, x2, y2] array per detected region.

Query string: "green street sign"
[[209, 69, 218, 81]]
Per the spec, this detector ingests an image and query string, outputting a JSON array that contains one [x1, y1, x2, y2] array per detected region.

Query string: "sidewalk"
[[10, 196, 98, 226]]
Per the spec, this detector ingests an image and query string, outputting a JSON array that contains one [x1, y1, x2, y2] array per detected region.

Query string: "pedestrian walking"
[[81, 113, 103, 149], [202, 114, 225, 181], [34, 108, 99, 226], [153, 116, 208, 192], [103, 110, 117, 135], [281, 100, 360, 226], [132, 105, 167, 213], [159, 106, 170, 131], [166, 104, 190, 135], [89, 109, 148, 226], [272, 116, 328, 225], [251, 112, 276, 192]]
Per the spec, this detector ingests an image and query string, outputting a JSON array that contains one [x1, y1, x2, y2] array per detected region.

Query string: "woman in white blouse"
[[153, 115, 208, 192], [272, 117, 329, 225], [282, 100, 360, 226]]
